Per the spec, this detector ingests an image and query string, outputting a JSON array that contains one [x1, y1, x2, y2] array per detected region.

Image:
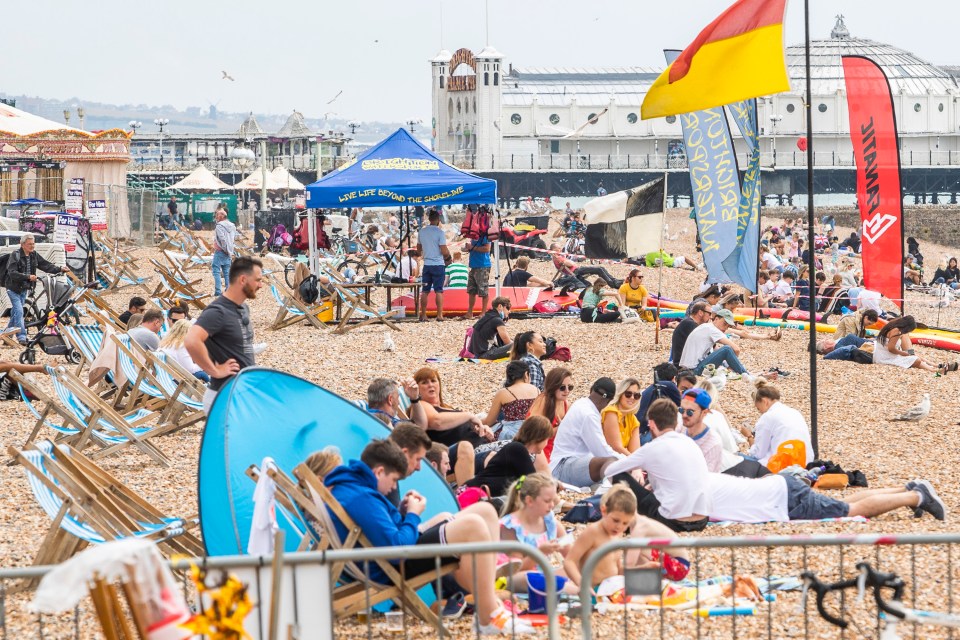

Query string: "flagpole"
[[804, 0, 819, 458], [655, 172, 668, 347]]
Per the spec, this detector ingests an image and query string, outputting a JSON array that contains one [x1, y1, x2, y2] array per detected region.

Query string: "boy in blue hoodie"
[[325, 439, 533, 635]]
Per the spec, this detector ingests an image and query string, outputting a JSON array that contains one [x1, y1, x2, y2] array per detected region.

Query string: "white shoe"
[[252, 342, 268, 355], [474, 606, 535, 635]]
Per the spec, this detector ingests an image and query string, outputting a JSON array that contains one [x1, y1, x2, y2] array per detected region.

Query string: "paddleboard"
[[394, 286, 580, 316], [199, 367, 459, 556]]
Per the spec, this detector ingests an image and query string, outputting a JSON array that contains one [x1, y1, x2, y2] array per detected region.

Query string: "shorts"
[[467, 267, 491, 296], [552, 456, 595, 489], [671, 255, 686, 268], [396, 521, 460, 578], [783, 473, 850, 520], [421, 265, 446, 294]]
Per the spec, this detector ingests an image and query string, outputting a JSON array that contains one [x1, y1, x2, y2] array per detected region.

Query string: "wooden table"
[[334, 282, 421, 321]]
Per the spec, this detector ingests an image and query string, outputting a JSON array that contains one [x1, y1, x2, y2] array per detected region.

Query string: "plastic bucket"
[[526, 572, 567, 614]]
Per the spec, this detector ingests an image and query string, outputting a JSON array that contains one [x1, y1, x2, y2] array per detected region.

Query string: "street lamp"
[[348, 121, 360, 135], [769, 114, 782, 167], [154, 118, 170, 169], [63, 109, 71, 125], [77, 107, 85, 130], [407, 119, 422, 133], [128, 120, 143, 135]]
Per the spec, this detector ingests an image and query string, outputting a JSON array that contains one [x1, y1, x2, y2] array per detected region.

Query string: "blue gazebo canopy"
[[305, 128, 496, 209]]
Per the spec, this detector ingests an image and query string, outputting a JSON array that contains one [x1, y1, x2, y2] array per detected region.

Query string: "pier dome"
[[786, 15, 958, 95]]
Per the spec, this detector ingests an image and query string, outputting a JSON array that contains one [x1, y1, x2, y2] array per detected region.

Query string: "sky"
[[2, 0, 958, 126]]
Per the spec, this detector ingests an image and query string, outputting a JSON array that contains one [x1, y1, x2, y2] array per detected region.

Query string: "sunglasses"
[[621, 391, 641, 400], [558, 384, 575, 392], [681, 408, 699, 417]]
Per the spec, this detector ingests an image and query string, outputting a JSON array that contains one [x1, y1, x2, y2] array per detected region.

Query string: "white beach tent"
[[166, 165, 231, 191]]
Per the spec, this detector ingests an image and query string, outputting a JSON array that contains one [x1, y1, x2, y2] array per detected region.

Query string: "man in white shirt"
[[760, 246, 783, 272], [679, 309, 748, 375], [748, 394, 814, 467], [604, 398, 711, 532], [708, 473, 946, 523], [550, 378, 623, 488]]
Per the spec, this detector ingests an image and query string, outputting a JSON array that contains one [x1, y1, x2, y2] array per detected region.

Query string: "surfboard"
[[393, 286, 580, 316], [199, 367, 459, 556]]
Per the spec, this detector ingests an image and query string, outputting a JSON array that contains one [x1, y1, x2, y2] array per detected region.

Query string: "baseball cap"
[[715, 309, 736, 325], [591, 377, 616, 400], [683, 388, 712, 409]]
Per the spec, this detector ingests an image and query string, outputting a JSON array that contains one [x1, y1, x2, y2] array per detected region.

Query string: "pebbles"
[[1, 212, 959, 639]]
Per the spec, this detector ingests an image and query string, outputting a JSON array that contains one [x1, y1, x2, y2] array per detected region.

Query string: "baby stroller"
[[19, 276, 94, 365]]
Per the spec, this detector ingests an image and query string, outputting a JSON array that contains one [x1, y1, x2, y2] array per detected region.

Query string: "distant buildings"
[[432, 17, 960, 171]]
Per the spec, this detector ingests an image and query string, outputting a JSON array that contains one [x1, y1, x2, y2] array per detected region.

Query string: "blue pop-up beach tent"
[[198, 367, 458, 557], [305, 128, 496, 208]]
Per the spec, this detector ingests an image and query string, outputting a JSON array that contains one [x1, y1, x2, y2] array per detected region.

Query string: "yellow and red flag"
[[641, 0, 789, 120]]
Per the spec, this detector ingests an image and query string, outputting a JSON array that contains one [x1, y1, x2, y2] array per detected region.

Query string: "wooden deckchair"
[[316, 264, 401, 334], [290, 463, 453, 626], [267, 273, 330, 331], [8, 440, 202, 591]]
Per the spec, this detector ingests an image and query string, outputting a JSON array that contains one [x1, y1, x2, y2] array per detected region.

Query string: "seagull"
[[893, 393, 930, 421], [326, 90, 343, 105], [221, 70, 235, 81], [382, 334, 396, 352]]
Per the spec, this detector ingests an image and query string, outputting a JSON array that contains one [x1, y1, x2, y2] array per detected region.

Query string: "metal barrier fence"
[[579, 532, 960, 640], [0, 541, 558, 640]]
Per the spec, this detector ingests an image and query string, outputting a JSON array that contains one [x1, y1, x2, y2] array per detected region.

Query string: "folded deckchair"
[[8, 440, 202, 591], [315, 263, 401, 334]]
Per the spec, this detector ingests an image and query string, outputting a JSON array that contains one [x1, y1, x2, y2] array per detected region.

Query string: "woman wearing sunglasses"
[[618, 269, 648, 310], [528, 367, 574, 461], [600, 378, 643, 455]]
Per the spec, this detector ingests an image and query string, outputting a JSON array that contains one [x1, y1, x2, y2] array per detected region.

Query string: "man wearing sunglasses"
[[678, 389, 725, 473], [603, 398, 710, 532], [678, 309, 748, 376]]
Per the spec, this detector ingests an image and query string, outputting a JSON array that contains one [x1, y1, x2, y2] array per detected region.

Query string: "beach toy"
[[526, 572, 568, 614], [693, 606, 756, 617]]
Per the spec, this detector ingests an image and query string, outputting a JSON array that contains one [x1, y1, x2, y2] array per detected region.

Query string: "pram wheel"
[[19, 348, 36, 365], [66, 349, 83, 365]]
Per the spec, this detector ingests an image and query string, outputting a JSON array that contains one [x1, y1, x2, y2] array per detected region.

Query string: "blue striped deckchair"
[[147, 351, 205, 412], [267, 275, 330, 331], [7, 440, 203, 584], [61, 324, 104, 373]]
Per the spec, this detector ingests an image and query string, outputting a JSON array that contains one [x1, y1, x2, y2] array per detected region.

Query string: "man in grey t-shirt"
[[186, 256, 263, 413], [415, 210, 450, 322], [128, 309, 164, 351]]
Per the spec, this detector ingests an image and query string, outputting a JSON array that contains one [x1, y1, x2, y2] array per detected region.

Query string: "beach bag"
[[298, 275, 320, 304], [766, 440, 807, 473], [546, 346, 571, 362], [640, 309, 656, 322], [814, 474, 849, 490], [458, 327, 475, 359], [562, 495, 603, 524], [456, 485, 490, 509], [532, 300, 561, 314], [620, 307, 640, 324], [0, 251, 16, 289]]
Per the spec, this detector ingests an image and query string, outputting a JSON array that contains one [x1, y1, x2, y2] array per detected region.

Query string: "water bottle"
[[805, 465, 827, 485]]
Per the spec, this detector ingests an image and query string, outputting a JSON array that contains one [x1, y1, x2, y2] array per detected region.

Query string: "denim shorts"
[[552, 456, 594, 489], [783, 473, 849, 520], [421, 265, 446, 293]]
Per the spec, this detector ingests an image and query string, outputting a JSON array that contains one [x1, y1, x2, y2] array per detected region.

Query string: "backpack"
[[0, 250, 19, 289], [458, 327, 475, 359], [298, 274, 320, 304], [532, 300, 561, 314], [459, 206, 499, 241]]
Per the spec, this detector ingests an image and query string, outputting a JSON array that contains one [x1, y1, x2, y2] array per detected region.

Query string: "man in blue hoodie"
[[325, 439, 533, 635]]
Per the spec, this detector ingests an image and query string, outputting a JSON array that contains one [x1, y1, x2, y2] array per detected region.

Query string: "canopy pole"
[[494, 207, 501, 298], [804, 0, 819, 459], [259, 140, 268, 212], [307, 209, 318, 275], [655, 172, 668, 347]]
